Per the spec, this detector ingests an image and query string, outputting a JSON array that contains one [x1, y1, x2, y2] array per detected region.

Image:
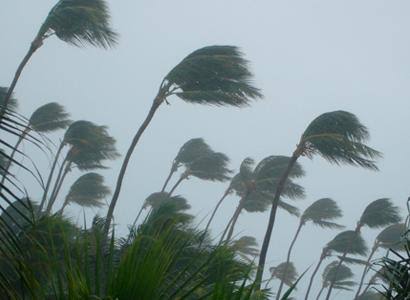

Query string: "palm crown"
[[321, 261, 355, 290], [358, 198, 401, 230], [376, 223, 406, 250], [301, 198, 344, 228], [29, 102, 71, 133], [144, 192, 191, 212], [231, 236, 259, 261], [269, 262, 298, 287], [326, 230, 368, 256]]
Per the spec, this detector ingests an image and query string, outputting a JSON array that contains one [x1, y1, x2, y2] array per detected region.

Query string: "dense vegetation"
[[1, 1, 409, 299]]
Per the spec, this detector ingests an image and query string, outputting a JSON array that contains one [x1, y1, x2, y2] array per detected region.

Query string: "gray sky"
[[2, 1, 410, 299]]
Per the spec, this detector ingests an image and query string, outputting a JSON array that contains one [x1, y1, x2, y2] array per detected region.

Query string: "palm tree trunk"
[[168, 175, 186, 196], [46, 160, 71, 214], [0, 128, 29, 190], [161, 163, 176, 192], [131, 205, 145, 229], [353, 243, 378, 299], [0, 37, 42, 117], [324, 253, 347, 300], [103, 94, 165, 237], [38, 141, 65, 213], [219, 210, 236, 243], [58, 198, 70, 215], [276, 221, 304, 300], [226, 202, 243, 241], [255, 151, 300, 289], [201, 188, 231, 241], [305, 249, 327, 300], [315, 286, 325, 300]]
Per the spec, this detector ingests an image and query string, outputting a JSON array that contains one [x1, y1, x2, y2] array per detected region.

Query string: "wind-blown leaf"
[[327, 230, 368, 256], [29, 102, 71, 132], [174, 138, 212, 166], [322, 261, 355, 288], [0, 87, 18, 110], [301, 198, 343, 228], [359, 198, 401, 229], [144, 192, 190, 212], [376, 223, 406, 250], [269, 262, 298, 287], [188, 151, 231, 182]]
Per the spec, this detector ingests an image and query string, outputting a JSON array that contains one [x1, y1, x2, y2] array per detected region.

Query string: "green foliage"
[[38, 0, 118, 48], [359, 198, 401, 229], [269, 262, 298, 287], [301, 198, 344, 229], [165, 45, 262, 107], [0, 87, 18, 110], [301, 111, 381, 170], [188, 151, 232, 181], [357, 291, 384, 300], [65, 172, 111, 208], [29, 102, 71, 132], [144, 192, 191, 211], [326, 230, 368, 256], [376, 223, 406, 250], [231, 236, 259, 261], [174, 138, 212, 166], [321, 261, 355, 290]]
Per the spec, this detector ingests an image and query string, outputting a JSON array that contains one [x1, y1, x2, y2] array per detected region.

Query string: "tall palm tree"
[[40, 120, 118, 213], [168, 150, 231, 196], [224, 155, 305, 241], [265, 262, 298, 290], [59, 172, 111, 214], [0, 0, 117, 114], [104, 45, 262, 237], [256, 111, 381, 289], [161, 138, 212, 192], [324, 198, 401, 300], [316, 261, 355, 300], [275, 198, 344, 299], [0, 102, 71, 189], [304, 230, 368, 300], [354, 223, 406, 299]]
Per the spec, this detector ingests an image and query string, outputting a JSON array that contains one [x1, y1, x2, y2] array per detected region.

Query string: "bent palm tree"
[[59, 172, 111, 214], [276, 198, 344, 299], [225, 155, 304, 241], [256, 111, 381, 289], [316, 261, 355, 299], [305, 230, 368, 300], [0, 102, 71, 189], [354, 223, 406, 299], [1, 0, 117, 114], [105, 45, 262, 236], [266, 262, 298, 290]]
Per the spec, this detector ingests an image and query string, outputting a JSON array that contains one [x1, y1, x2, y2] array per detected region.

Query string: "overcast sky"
[[2, 1, 410, 299]]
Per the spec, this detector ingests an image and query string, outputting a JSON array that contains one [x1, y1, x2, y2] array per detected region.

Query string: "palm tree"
[[354, 223, 406, 299], [266, 262, 298, 290], [58, 172, 111, 214], [168, 150, 231, 196], [324, 198, 401, 299], [0, 102, 71, 189], [40, 120, 118, 213], [304, 230, 368, 300], [231, 236, 259, 262], [161, 138, 212, 192], [224, 156, 305, 241], [275, 198, 344, 299], [316, 261, 355, 299], [256, 111, 381, 289], [0, 0, 117, 115], [104, 45, 262, 237]]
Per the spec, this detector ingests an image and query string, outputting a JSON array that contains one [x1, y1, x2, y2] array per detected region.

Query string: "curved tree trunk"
[[103, 95, 165, 238], [0, 38, 42, 117], [276, 221, 304, 300], [315, 286, 325, 300], [46, 160, 71, 214], [305, 250, 327, 300], [168, 175, 186, 196], [255, 152, 300, 289], [161, 163, 176, 192], [38, 141, 65, 213], [131, 205, 145, 229], [226, 201, 243, 241], [324, 252, 347, 300], [353, 243, 378, 299], [0, 128, 29, 190], [219, 211, 236, 244]]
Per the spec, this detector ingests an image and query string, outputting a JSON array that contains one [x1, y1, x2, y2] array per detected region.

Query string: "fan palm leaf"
[[105, 45, 261, 237], [256, 111, 380, 289]]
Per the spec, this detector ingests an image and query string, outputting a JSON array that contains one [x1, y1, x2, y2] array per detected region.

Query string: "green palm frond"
[[231, 236, 259, 261], [376, 223, 406, 250], [0, 87, 18, 110], [301, 198, 344, 228], [277, 200, 301, 217], [65, 172, 110, 208], [29, 102, 71, 132], [0, 149, 6, 176], [322, 261, 355, 288], [327, 230, 368, 256], [357, 291, 384, 300], [38, 0, 118, 48], [301, 111, 381, 170], [254, 156, 305, 182], [165, 45, 262, 107], [188, 151, 232, 182], [336, 256, 369, 266], [359, 198, 401, 229], [269, 262, 298, 287], [144, 192, 190, 211], [174, 138, 212, 166]]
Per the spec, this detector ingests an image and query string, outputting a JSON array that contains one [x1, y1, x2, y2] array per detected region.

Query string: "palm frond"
[[359, 198, 401, 229], [301, 111, 381, 170], [326, 230, 368, 256], [144, 192, 190, 211], [376, 223, 406, 250], [188, 151, 232, 182], [174, 138, 212, 166], [165, 45, 262, 107], [0, 87, 18, 110], [357, 291, 384, 300], [301, 198, 343, 228], [277, 200, 301, 217], [336, 256, 370, 266], [231, 236, 259, 261], [65, 173, 110, 208], [322, 261, 355, 289], [29, 102, 71, 132], [38, 0, 118, 48], [269, 262, 298, 287]]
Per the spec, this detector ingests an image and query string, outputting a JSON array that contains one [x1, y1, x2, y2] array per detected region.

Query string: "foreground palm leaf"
[[105, 45, 262, 236], [256, 111, 381, 289], [1, 0, 117, 114]]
